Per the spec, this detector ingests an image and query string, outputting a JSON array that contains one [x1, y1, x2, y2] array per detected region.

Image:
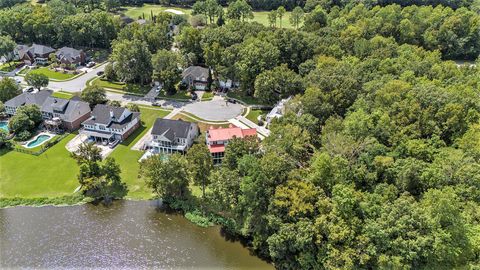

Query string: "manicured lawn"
[[0, 134, 79, 198], [246, 109, 268, 123], [123, 4, 192, 19], [0, 107, 171, 199], [109, 106, 171, 199], [201, 91, 214, 101], [123, 4, 297, 28], [92, 78, 150, 95], [27, 67, 76, 80], [51, 91, 75, 99], [227, 90, 264, 105], [157, 89, 191, 100]]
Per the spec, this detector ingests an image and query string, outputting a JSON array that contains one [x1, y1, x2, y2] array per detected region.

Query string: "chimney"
[[110, 110, 115, 119]]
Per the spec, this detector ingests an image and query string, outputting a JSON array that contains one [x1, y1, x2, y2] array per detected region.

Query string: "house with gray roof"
[[182, 66, 210, 90], [4, 90, 53, 115], [145, 118, 199, 154], [16, 44, 55, 65], [56, 47, 86, 66], [80, 104, 141, 142], [4, 90, 91, 132], [5, 90, 90, 132], [41, 96, 91, 131]]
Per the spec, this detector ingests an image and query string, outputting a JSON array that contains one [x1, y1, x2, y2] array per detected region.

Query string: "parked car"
[[24, 87, 34, 93], [152, 101, 162, 107], [191, 93, 198, 101], [96, 71, 104, 76], [86, 61, 96, 68]]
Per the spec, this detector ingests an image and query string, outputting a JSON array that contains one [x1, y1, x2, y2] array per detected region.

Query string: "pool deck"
[[23, 132, 55, 149]]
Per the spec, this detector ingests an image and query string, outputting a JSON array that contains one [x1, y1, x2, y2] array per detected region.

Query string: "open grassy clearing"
[[123, 4, 297, 28], [246, 109, 268, 123], [0, 133, 79, 198], [0, 107, 171, 199], [22, 67, 77, 80], [51, 91, 75, 99], [92, 78, 150, 95], [109, 106, 171, 199]]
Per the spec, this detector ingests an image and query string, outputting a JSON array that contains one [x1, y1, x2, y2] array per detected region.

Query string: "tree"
[[186, 143, 213, 199], [289, 7, 304, 29], [268, 10, 277, 28], [110, 39, 152, 84], [140, 153, 190, 201], [208, 167, 241, 212], [0, 77, 20, 102], [103, 62, 116, 81], [254, 64, 304, 105], [152, 49, 181, 95], [235, 38, 280, 95], [177, 26, 203, 64], [72, 143, 127, 202], [81, 85, 106, 107], [192, 0, 222, 24], [223, 136, 260, 170], [8, 104, 42, 138], [0, 35, 15, 64], [25, 73, 49, 90], [276, 6, 286, 28], [226, 0, 253, 22], [303, 6, 327, 31]]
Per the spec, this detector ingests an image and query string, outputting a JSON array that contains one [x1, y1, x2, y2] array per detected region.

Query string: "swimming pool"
[[25, 134, 53, 148], [0, 121, 8, 133]]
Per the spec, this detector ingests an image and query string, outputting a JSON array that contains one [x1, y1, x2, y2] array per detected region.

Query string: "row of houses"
[[4, 91, 140, 145], [5, 90, 257, 163], [4, 44, 86, 66]]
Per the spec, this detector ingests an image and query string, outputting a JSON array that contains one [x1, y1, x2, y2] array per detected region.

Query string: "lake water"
[[0, 200, 272, 269]]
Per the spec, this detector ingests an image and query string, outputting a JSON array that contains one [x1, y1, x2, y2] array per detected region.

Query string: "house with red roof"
[[205, 125, 257, 164]]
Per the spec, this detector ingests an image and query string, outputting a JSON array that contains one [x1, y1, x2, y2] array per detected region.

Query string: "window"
[[99, 125, 106, 130]]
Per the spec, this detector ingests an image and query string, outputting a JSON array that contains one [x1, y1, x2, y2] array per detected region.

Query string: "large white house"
[[80, 104, 140, 143], [145, 118, 199, 154]]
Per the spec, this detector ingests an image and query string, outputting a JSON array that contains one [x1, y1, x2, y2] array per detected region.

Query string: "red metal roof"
[[207, 126, 257, 142], [208, 144, 226, 153]]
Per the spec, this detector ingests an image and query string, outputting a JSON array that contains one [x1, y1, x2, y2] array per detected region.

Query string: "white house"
[[80, 104, 140, 143]]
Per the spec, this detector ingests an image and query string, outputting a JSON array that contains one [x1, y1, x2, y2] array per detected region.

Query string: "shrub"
[[16, 130, 31, 141]]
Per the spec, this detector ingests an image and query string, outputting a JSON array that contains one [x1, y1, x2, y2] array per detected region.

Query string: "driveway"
[[183, 96, 243, 121], [14, 63, 107, 92]]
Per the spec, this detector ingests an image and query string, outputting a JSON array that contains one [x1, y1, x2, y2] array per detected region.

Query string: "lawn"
[[246, 109, 268, 123], [122, 4, 297, 28], [0, 133, 79, 198], [92, 78, 150, 96], [201, 91, 214, 101], [26, 67, 76, 80], [0, 107, 171, 199], [109, 106, 171, 199], [227, 90, 264, 105], [157, 89, 191, 101], [51, 91, 75, 99]]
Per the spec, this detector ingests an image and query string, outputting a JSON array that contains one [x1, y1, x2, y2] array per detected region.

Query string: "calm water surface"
[[0, 200, 272, 269]]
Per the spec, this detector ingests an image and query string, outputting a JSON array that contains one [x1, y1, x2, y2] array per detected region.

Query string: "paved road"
[[183, 96, 243, 121], [14, 63, 107, 93]]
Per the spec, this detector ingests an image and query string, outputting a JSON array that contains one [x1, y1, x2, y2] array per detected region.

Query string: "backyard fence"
[[12, 133, 69, 156]]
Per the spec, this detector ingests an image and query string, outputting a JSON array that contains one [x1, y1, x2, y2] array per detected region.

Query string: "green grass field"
[[0, 107, 171, 199], [0, 133, 79, 198], [51, 91, 75, 99], [123, 4, 297, 28], [109, 106, 171, 199], [92, 78, 150, 95], [25, 67, 76, 80], [246, 109, 267, 123]]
